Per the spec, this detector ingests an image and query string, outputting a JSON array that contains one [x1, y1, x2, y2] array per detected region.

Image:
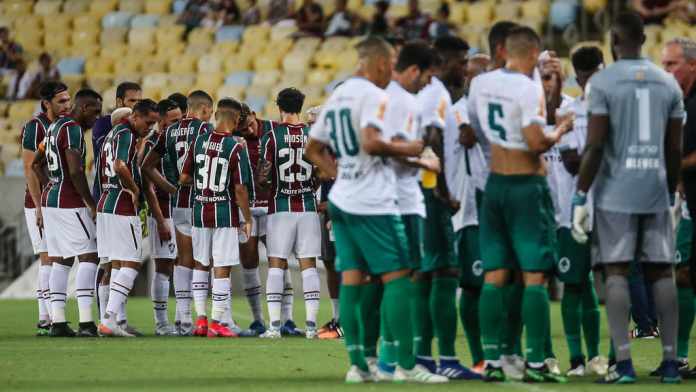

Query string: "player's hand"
[[157, 219, 172, 242], [259, 161, 272, 179], [35, 208, 44, 230], [89, 205, 97, 221], [556, 113, 575, 136], [242, 221, 252, 240], [420, 156, 441, 173], [111, 107, 132, 126], [179, 174, 192, 185], [326, 220, 332, 231], [571, 192, 589, 244], [449, 198, 461, 213], [670, 193, 681, 232], [126, 188, 140, 209]]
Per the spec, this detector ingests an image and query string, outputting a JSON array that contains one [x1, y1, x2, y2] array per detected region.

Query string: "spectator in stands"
[[368, 0, 391, 36], [632, 0, 689, 24], [17, 53, 60, 100], [202, 0, 242, 28], [396, 0, 432, 39], [243, 0, 262, 25], [325, 0, 363, 36], [178, 0, 211, 34], [0, 27, 23, 74], [4, 58, 26, 100], [428, 2, 455, 39], [295, 0, 325, 36], [268, 0, 293, 24]]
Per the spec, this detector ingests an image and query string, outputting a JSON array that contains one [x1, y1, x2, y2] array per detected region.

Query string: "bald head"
[[356, 36, 393, 61], [355, 36, 394, 89]]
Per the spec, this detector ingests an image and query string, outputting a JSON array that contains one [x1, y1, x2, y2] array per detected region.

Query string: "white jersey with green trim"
[[309, 77, 399, 215], [544, 95, 573, 227], [385, 80, 425, 217], [467, 68, 546, 152], [451, 95, 484, 230]]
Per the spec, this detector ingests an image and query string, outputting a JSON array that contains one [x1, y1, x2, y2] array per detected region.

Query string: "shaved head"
[[505, 27, 541, 59], [355, 36, 395, 89]]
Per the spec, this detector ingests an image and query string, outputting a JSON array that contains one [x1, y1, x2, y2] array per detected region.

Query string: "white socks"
[[152, 272, 170, 325], [331, 298, 339, 321], [211, 278, 230, 322], [76, 262, 98, 323], [110, 268, 129, 323], [242, 267, 264, 323], [37, 264, 51, 322], [281, 269, 294, 323], [266, 267, 284, 326], [106, 267, 138, 317], [173, 265, 192, 323], [98, 283, 109, 322], [192, 269, 209, 318], [302, 268, 320, 325], [49, 263, 71, 323]]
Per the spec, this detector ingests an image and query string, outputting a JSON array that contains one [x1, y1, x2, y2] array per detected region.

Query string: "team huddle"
[[19, 9, 696, 386]]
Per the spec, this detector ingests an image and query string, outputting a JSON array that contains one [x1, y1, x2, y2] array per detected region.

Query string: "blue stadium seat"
[[172, 0, 188, 14], [57, 57, 86, 75], [102, 11, 134, 29], [246, 95, 266, 113], [215, 25, 244, 42], [131, 14, 160, 28], [225, 71, 254, 87]]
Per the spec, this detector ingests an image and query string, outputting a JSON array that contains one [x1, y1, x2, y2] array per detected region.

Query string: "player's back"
[[97, 123, 139, 215], [42, 116, 87, 209], [312, 77, 398, 215], [587, 59, 683, 213], [21, 112, 51, 209]]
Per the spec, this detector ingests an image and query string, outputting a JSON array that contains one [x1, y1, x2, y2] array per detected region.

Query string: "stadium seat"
[[198, 54, 223, 73], [187, 28, 214, 48], [131, 14, 160, 29], [216, 25, 245, 42], [129, 27, 156, 49], [216, 85, 245, 101], [101, 86, 118, 108], [521, 0, 549, 19], [194, 73, 224, 91], [184, 44, 209, 57], [141, 86, 162, 101], [4, 1, 33, 16], [145, 0, 173, 15], [252, 70, 280, 88], [99, 44, 129, 60], [72, 31, 99, 47], [8, 101, 38, 122], [56, 57, 86, 76], [62, 74, 86, 94], [73, 14, 102, 32], [102, 11, 134, 29], [14, 30, 42, 52], [158, 14, 179, 26], [155, 42, 185, 57], [90, 0, 119, 17], [43, 14, 72, 33], [211, 41, 239, 56], [495, 2, 520, 20], [34, 0, 63, 16], [63, 0, 91, 14], [14, 15, 43, 33], [113, 73, 142, 86], [294, 37, 321, 53], [270, 24, 298, 41], [224, 55, 253, 73], [224, 71, 254, 87], [119, 0, 145, 14], [86, 75, 114, 93], [156, 25, 186, 46], [449, 2, 467, 23], [141, 57, 169, 73], [100, 28, 129, 46], [242, 24, 270, 44], [321, 36, 350, 52], [306, 69, 332, 86], [282, 52, 311, 73], [114, 56, 141, 73], [168, 56, 196, 73], [43, 32, 71, 50], [142, 73, 170, 89], [172, 0, 188, 14], [167, 74, 197, 94], [467, 2, 493, 26], [253, 55, 282, 71], [278, 73, 306, 89], [246, 94, 266, 113]]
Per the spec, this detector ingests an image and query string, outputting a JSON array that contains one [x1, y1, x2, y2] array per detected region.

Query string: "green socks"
[[379, 304, 397, 366], [339, 284, 367, 370], [479, 283, 504, 361], [431, 277, 458, 357], [384, 277, 416, 369], [677, 286, 695, 359], [523, 284, 550, 364], [501, 283, 524, 356], [459, 287, 484, 364], [581, 280, 601, 359], [561, 285, 584, 361], [412, 279, 433, 358], [361, 282, 382, 358]]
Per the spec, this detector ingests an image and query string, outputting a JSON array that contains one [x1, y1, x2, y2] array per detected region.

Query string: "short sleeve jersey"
[[150, 117, 214, 209], [41, 116, 88, 209], [234, 118, 273, 210], [385, 81, 425, 217], [452, 96, 485, 230], [309, 77, 398, 215], [182, 131, 253, 228], [260, 122, 317, 214], [20, 112, 51, 208], [587, 59, 684, 213], [544, 96, 573, 226], [142, 131, 172, 219], [467, 68, 546, 151], [96, 121, 140, 216]]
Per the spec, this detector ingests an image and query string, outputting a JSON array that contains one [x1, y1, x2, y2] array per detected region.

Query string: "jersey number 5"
[[278, 147, 312, 183], [488, 103, 506, 141]]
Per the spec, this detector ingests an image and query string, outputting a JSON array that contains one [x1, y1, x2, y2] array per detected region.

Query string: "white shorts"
[[43, 207, 97, 258], [266, 212, 321, 259], [239, 214, 267, 243], [24, 208, 47, 254], [173, 207, 192, 237], [192, 226, 240, 267], [96, 213, 143, 262], [148, 217, 177, 259]]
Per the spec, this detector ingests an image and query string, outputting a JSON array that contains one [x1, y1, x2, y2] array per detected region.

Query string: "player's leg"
[[148, 216, 177, 335], [296, 212, 322, 338], [280, 267, 300, 334], [190, 225, 211, 337], [207, 226, 241, 338], [673, 218, 694, 372], [410, 209, 435, 371], [66, 207, 99, 337], [239, 223, 266, 335], [42, 207, 76, 337], [174, 227, 194, 335], [580, 273, 606, 375], [24, 207, 51, 334], [318, 211, 341, 338], [97, 262, 111, 324], [456, 226, 484, 371], [360, 275, 382, 361]]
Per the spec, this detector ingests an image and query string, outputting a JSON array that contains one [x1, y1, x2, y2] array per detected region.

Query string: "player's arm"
[[142, 136, 177, 194], [66, 148, 96, 213], [305, 138, 337, 179], [560, 148, 581, 176], [576, 114, 608, 193], [256, 133, 273, 190], [459, 123, 477, 148], [23, 123, 46, 210], [232, 146, 253, 238], [178, 142, 194, 185], [362, 126, 424, 157], [31, 142, 48, 186], [521, 82, 573, 153], [665, 119, 684, 195]]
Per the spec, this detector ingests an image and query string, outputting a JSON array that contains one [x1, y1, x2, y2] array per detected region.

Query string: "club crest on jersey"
[[168, 242, 176, 253], [377, 100, 387, 120], [558, 257, 571, 273], [472, 260, 483, 277], [676, 251, 682, 263]]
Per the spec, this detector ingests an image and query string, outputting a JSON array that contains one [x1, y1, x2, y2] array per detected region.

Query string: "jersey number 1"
[[635, 88, 651, 142]]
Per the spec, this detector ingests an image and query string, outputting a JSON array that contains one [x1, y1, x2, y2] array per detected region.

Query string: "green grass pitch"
[[0, 298, 694, 391]]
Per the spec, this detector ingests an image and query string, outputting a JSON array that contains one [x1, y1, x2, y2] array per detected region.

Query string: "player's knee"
[[341, 269, 365, 285], [603, 263, 630, 278], [77, 253, 98, 263], [564, 283, 583, 294], [412, 270, 431, 282], [154, 260, 173, 276], [522, 271, 546, 286], [643, 263, 673, 282], [483, 269, 509, 287], [432, 267, 459, 279], [675, 267, 691, 287]]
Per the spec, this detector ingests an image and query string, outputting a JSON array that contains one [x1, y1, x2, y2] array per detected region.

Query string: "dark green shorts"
[[676, 218, 692, 268], [457, 226, 483, 288], [479, 173, 557, 272], [328, 202, 409, 275], [421, 188, 457, 272], [402, 214, 424, 269], [556, 227, 592, 284]]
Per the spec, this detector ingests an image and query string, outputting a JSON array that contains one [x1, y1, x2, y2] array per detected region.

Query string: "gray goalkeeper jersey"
[[587, 58, 684, 214]]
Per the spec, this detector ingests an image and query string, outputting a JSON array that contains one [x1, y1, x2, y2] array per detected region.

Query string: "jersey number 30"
[[195, 155, 229, 192]]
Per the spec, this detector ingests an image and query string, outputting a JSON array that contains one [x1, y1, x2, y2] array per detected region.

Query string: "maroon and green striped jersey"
[[142, 132, 172, 219], [233, 118, 274, 209], [20, 112, 51, 208], [41, 116, 89, 209], [96, 120, 140, 216], [182, 131, 253, 228], [150, 117, 213, 209], [260, 122, 317, 213]]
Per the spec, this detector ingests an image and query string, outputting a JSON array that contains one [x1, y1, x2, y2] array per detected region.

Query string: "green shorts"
[[676, 218, 692, 268], [421, 188, 457, 272], [556, 227, 592, 284], [479, 173, 557, 272], [457, 226, 483, 288], [328, 202, 409, 275], [402, 214, 424, 269]]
